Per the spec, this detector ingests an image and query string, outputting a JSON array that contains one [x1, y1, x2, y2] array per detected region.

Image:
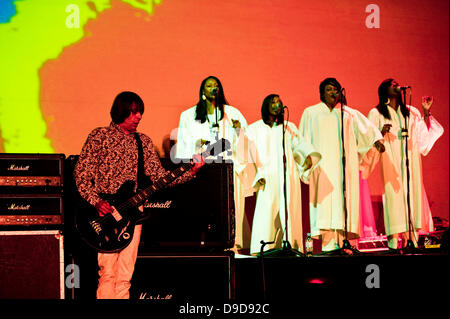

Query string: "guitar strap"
[[134, 132, 149, 191]]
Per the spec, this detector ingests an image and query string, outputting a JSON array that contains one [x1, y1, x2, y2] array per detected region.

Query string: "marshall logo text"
[[8, 203, 31, 211], [144, 200, 172, 209], [7, 164, 30, 171]]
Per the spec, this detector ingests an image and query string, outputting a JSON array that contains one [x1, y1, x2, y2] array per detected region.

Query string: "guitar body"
[[75, 181, 141, 253]]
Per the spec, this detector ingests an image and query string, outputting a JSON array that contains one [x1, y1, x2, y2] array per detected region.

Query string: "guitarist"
[[74, 91, 204, 299]]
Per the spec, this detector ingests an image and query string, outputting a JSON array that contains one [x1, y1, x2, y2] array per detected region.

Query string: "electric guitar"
[[74, 138, 230, 253]]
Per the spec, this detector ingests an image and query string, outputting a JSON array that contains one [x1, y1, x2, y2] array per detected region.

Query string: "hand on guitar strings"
[[95, 199, 114, 217], [190, 153, 205, 175]]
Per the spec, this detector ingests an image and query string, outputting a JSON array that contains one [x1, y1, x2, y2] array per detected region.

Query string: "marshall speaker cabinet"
[[140, 159, 235, 251], [130, 251, 235, 301], [0, 230, 65, 299]]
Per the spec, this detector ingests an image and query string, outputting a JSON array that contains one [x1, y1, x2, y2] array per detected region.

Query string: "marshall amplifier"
[[0, 193, 63, 228], [140, 159, 235, 251], [0, 153, 64, 191]]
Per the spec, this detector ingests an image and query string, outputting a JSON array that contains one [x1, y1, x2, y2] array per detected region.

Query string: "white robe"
[[175, 104, 248, 248], [298, 102, 383, 247], [365, 105, 443, 245], [245, 120, 320, 254]]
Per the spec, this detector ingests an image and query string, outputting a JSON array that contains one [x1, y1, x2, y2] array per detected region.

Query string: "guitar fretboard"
[[119, 163, 192, 213]]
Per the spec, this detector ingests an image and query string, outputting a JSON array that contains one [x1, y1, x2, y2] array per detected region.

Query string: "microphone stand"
[[212, 96, 219, 132], [400, 88, 418, 254], [320, 90, 361, 255], [260, 106, 305, 257], [210, 95, 221, 155]]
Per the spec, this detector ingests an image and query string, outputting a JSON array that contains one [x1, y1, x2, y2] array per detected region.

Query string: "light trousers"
[[96, 224, 142, 299]]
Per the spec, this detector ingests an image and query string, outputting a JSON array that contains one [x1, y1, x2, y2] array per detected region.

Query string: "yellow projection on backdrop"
[[0, 0, 160, 153]]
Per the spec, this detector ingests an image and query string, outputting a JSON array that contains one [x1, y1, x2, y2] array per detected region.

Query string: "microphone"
[[274, 103, 287, 113], [395, 85, 411, 92], [210, 87, 218, 96], [401, 128, 409, 138], [331, 88, 345, 97]]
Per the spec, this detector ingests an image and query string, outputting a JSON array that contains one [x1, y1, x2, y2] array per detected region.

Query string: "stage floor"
[[233, 251, 449, 298], [65, 248, 449, 301], [2, 248, 448, 318], [128, 249, 450, 302]]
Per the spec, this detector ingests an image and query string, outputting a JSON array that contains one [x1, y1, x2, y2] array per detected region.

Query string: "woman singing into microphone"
[[175, 75, 249, 253], [365, 78, 444, 249]]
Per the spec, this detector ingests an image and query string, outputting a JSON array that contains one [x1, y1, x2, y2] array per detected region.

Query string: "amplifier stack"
[[0, 153, 65, 229], [0, 153, 66, 299]]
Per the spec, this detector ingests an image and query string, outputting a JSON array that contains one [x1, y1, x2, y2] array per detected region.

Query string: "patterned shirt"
[[74, 122, 194, 207]]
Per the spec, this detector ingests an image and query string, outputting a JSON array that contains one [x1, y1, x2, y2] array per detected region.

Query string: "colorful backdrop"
[[0, 0, 448, 220]]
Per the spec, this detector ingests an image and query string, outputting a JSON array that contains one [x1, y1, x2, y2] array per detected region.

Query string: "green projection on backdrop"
[[0, 0, 160, 152]]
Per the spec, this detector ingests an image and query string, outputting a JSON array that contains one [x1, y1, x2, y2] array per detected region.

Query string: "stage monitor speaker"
[[0, 230, 64, 299], [130, 252, 235, 301], [140, 159, 235, 251]]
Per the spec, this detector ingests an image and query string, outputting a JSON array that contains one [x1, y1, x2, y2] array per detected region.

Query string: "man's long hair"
[[376, 78, 409, 120], [261, 94, 284, 125], [110, 91, 144, 124], [195, 76, 228, 123]]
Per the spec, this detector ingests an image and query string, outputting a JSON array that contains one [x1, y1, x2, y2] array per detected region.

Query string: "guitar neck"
[[119, 162, 193, 212], [115, 138, 228, 213]]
